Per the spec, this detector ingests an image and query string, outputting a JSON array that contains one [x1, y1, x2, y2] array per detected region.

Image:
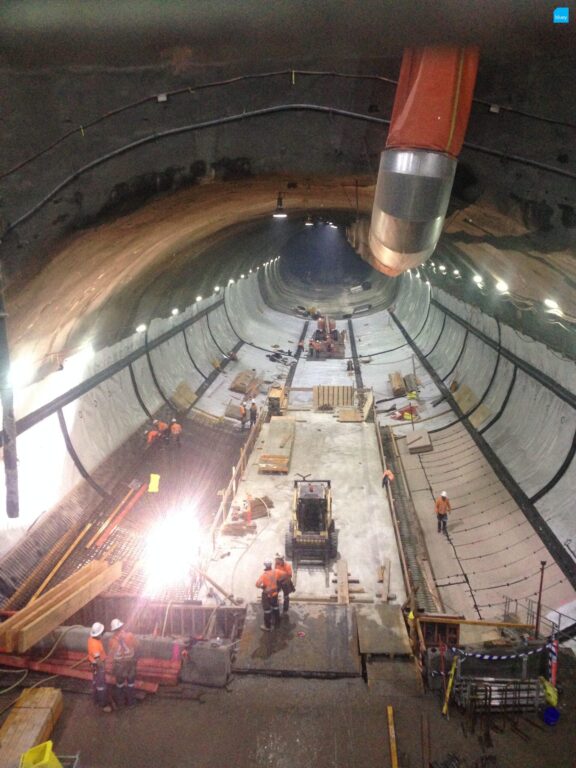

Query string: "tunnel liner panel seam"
[[144, 330, 178, 414], [182, 328, 208, 379], [56, 408, 109, 499], [128, 362, 153, 419], [530, 427, 576, 504]]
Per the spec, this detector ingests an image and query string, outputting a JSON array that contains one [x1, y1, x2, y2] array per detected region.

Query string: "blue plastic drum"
[[543, 706, 560, 726]]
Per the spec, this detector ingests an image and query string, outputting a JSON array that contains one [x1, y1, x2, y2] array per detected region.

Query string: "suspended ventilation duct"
[[368, 46, 479, 276]]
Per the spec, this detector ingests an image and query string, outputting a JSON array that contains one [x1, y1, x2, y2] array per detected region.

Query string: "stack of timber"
[[389, 372, 406, 397], [0, 560, 122, 653], [258, 417, 295, 473], [229, 369, 260, 397], [313, 385, 355, 411], [0, 687, 62, 768], [0, 652, 159, 693]]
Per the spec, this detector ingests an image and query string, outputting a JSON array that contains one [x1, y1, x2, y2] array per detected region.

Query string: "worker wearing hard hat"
[[435, 491, 452, 535], [249, 400, 258, 428], [256, 560, 280, 631], [108, 618, 138, 707], [154, 419, 170, 442], [170, 418, 182, 446], [87, 622, 112, 713], [382, 468, 395, 488], [274, 554, 295, 614], [239, 401, 247, 430]]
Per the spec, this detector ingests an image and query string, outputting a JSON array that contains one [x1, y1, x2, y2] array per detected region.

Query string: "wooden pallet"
[[313, 385, 354, 410], [0, 687, 63, 768]]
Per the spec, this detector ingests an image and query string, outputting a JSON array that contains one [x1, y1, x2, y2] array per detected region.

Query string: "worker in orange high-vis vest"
[[256, 560, 280, 631], [154, 419, 170, 442], [108, 619, 138, 707], [170, 418, 182, 446], [274, 554, 295, 614], [435, 491, 452, 535], [87, 622, 112, 713], [382, 468, 395, 488]]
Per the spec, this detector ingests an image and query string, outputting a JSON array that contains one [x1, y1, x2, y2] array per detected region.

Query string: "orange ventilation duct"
[[368, 47, 479, 276]]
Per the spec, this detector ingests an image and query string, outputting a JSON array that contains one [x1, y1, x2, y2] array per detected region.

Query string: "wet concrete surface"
[[48, 657, 576, 768]]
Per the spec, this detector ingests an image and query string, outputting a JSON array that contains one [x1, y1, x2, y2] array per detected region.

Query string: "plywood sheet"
[[405, 429, 433, 454], [258, 417, 295, 474], [234, 603, 362, 677], [356, 604, 412, 656], [171, 381, 197, 410]]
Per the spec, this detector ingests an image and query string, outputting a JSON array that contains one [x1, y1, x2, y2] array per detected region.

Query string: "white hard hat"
[[275, 553, 284, 561], [90, 622, 105, 637], [110, 618, 124, 632], [263, 560, 272, 569], [441, 491, 447, 497]]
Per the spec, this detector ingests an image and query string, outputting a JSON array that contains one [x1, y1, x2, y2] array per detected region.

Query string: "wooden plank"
[[16, 561, 123, 652], [336, 560, 349, 605], [387, 705, 399, 768], [0, 687, 63, 768], [28, 522, 92, 603], [0, 561, 106, 651]]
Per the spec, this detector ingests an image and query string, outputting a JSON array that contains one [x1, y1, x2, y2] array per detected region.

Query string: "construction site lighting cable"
[[3, 105, 575, 242], [2, 68, 574, 184]]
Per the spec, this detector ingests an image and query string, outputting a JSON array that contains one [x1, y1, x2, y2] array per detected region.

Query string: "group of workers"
[[145, 417, 182, 447], [239, 399, 258, 430], [88, 618, 138, 713], [256, 554, 295, 631]]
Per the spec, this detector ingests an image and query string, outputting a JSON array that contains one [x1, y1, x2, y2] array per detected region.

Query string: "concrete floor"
[[47, 651, 576, 768]]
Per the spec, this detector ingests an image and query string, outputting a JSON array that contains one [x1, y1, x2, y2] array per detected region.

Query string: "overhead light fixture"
[[476, 281, 484, 289], [214, 286, 220, 292], [136, 324, 147, 333], [453, 269, 460, 276], [439, 265, 446, 273], [228, 278, 235, 285], [240, 274, 245, 279], [472, 275, 483, 284], [249, 269, 252, 274], [495, 280, 509, 293], [544, 298, 559, 309], [305, 216, 313, 226], [272, 193, 287, 218], [196, 295, 202, 302], [171, 308, 179, 316], [330, 224, 338, 229]]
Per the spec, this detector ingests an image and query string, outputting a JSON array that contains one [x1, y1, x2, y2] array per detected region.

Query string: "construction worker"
[[170, 417, 182, 446], [274, 554, 295, 614], [256, 560, 280, 631], [382, 468, 395, 488], [145, 427, 160, 447], [249, 400, 258, 428], [435, 491, 452, 535], [87, 622, 112, 713], [108, 618, 138, 707], [154, 419, 170, 442]]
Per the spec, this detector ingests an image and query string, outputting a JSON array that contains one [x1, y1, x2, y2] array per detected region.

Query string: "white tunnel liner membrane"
[[482, 371, 576, 498], [427, 315, 467, 381]]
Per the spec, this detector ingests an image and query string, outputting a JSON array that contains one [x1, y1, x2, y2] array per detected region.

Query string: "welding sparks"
[[143, 510, 205, 596]]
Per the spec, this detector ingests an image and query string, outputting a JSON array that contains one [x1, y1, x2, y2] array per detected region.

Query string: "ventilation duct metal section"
[[367, 46, 479, 276]]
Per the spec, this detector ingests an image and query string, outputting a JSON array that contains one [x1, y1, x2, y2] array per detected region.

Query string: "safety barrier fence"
[[208, 409, 267, 550]]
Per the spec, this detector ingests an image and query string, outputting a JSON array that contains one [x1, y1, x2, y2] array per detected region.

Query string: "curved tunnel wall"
[[394, 275, 576, 566]]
